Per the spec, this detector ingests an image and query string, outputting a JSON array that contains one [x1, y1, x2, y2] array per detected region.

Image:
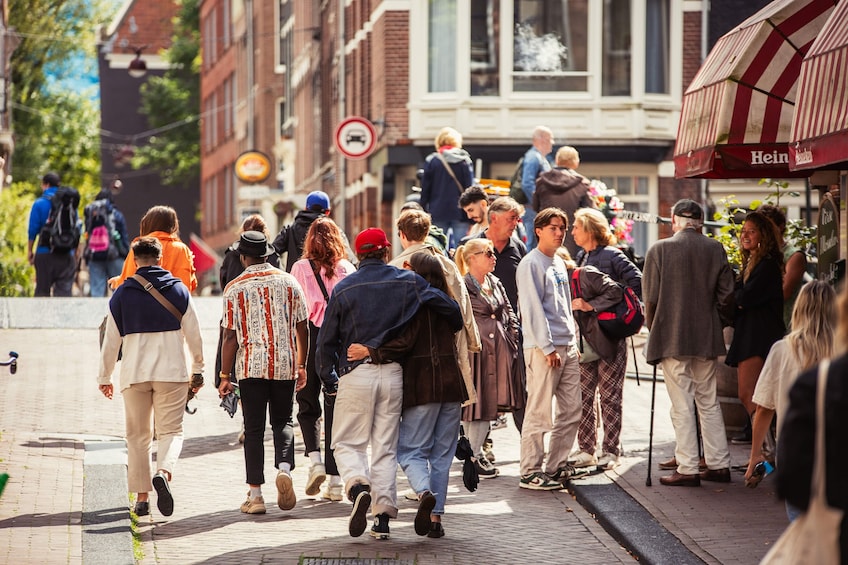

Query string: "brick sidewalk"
[[0, 311, 789, 564]]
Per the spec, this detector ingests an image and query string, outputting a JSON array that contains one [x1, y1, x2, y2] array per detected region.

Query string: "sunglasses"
[[474, 249, 496, 258]]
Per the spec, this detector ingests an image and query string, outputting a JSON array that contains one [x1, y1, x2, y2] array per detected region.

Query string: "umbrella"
[[220, 390, 239, 418], [455, 431, 479, 492]]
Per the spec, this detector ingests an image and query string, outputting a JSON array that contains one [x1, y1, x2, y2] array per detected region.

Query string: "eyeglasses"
[[473, 249, 496, 258]]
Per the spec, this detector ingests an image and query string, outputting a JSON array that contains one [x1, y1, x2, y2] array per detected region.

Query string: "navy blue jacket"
[[315, 257, 462, 391], [575, 245, 642, 300], [110, 266, 190, 336], [421, 147, 474, 225]]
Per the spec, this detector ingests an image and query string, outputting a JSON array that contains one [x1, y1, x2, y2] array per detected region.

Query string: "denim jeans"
[[88, 258, 125, 297], [522, 207, 537, 251], [432, 219, 471, 252], [240, 378, 296, 485], [398, 402, 462, 515]]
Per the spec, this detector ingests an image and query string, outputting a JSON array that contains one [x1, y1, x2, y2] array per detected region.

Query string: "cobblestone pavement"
[[0, 301, 788, 564]]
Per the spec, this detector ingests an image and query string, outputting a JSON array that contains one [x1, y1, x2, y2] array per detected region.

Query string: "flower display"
[[587, 179, 634, 245]]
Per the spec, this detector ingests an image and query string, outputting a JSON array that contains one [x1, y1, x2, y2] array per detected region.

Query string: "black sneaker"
[[475, 457, 500, 478], [415, 491, 437, 536], [152, 472, 174, 517], [133, 500, 150, 517], [370, 513, 390, 540], [549, 464, 591, 486], [428, 521, 445, 538], [348, 484, 372, 537]]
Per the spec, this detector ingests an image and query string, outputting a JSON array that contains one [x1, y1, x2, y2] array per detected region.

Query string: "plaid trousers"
[[577, 338, 627, 456]]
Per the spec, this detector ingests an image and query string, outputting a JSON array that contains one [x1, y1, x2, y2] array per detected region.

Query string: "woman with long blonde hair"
[[745, 280, 836, 488], [725, 211, 785, 443], [455, 237, 523, 478]]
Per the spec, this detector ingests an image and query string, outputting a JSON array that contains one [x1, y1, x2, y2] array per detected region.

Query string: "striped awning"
[[789, 0, 848, 170], [674, 0, 837, 179]]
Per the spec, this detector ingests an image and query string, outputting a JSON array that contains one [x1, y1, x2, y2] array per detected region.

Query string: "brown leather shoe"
[[659, 471, 701, 487], [658, 457, 707, 471], [700, 468, 731, 483]]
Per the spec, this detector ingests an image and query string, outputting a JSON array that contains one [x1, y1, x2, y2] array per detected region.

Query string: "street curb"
[[570, 473, 706, 565], [82, 440, 134, 565]]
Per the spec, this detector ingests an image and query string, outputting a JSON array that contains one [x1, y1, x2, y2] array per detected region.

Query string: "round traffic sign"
[[334, 116, 378, 160]]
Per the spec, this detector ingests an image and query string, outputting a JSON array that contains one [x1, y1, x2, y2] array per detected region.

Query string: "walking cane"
[[646, 363, 658, 487], [630, 336, 640, 386]]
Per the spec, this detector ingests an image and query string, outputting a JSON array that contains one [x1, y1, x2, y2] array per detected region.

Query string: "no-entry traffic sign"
[[334, 116, 378, 160]]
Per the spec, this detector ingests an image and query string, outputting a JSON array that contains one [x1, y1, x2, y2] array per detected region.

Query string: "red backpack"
[[570, 267, 644, 339]]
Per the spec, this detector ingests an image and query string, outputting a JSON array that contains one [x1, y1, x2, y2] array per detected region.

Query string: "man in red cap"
[[316, 227, 461, 540]]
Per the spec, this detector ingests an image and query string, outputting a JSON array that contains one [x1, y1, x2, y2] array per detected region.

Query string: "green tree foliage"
[[133, 0, 200, 187], [9, 0, 112, 194], [0, 182, 36, 296], [4, 0, 117, 295], [710, 179, 817, 273]]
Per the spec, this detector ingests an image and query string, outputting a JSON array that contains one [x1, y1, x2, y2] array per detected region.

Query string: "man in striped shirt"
[[219, 231, 309, 515]]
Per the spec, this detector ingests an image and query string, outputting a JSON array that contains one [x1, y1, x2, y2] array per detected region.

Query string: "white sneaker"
[[276, 470, 296, 510], [570, 451, 598, 468], [402, 488, 419, 501], [597, 452, 619, 470], [305, 463, 326, 496], [321, 483, 343, 501]]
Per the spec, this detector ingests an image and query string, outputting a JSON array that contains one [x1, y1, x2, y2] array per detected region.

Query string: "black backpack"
[[39, 186, 81, 253], [509, 157, 528, 204]]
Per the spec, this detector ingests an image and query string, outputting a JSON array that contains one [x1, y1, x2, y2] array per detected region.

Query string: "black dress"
[[725, 253, 785, 367]]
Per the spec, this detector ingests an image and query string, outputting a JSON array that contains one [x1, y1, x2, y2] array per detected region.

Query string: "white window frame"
[[576, 163, 659, 255], [275, 0, 293, 73]]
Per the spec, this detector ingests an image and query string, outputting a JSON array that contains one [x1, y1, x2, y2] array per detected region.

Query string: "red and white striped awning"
[[789, 0, 848, 170], [674, 0, 837, 179]]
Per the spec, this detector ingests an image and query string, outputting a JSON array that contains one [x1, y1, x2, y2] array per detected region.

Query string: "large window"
[[602, 0, 631, 96], [277, 0, 293, 71], [429, 0, 457, 92], [645, 0, 670, 94], [513, 0, 587, 92], [598, 174, 650, 256], [471, 0, 500, 96]]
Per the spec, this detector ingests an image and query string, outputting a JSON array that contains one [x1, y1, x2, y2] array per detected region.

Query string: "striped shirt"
[[222, 263, 308, 381]]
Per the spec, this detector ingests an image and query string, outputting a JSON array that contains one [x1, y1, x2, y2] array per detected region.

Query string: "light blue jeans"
[[433, 219, 471, 252], [522, 207, 537, 250], [397, 402, 462, 516], [89, 258, 125, 297]]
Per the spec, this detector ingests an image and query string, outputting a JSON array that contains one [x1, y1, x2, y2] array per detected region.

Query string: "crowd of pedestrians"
[[73, 126, 845, 555]]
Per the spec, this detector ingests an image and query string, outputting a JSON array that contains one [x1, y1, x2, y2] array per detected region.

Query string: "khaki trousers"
[[661, 356, 731, 475], [520, 344, 581, 476], [122, 380, 186, 493], [331, 362, 403, 518]]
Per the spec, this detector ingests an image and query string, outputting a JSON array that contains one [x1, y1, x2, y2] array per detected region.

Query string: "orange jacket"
[[110, 231, 198, 292]]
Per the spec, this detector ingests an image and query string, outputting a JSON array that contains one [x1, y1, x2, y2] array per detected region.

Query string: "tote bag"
[[760, 359, 842, 565]]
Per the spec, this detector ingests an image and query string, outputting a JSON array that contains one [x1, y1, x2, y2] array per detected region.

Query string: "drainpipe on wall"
[[700, 0, 710, 206], [246, 0, 255, 149], [337, 0, 347, 235]]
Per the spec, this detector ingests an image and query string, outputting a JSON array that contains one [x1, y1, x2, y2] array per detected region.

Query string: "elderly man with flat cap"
[[643, 199, 736, 487], [316, 227, 461, 540], [219, 231, 309, 514]]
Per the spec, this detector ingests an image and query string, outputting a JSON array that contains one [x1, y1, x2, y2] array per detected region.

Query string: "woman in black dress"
[[725, 211, 785, 441]]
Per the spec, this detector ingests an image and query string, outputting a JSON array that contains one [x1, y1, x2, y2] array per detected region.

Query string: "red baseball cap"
[[355, 228, 391, 254]]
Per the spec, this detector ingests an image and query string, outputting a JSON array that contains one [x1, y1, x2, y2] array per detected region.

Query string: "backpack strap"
[[131, 274, 183, 321], [435, 152, 465, 194]]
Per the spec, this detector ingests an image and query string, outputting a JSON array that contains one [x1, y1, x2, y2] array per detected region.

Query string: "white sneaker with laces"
[[597, 452, 619, 470], [570, 451, 598, 468], [305, 462, 326, 496], [321, 483, 343, 501]]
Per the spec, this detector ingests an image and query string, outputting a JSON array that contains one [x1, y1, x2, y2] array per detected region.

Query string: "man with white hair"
[[643, 199, 735, 487]]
